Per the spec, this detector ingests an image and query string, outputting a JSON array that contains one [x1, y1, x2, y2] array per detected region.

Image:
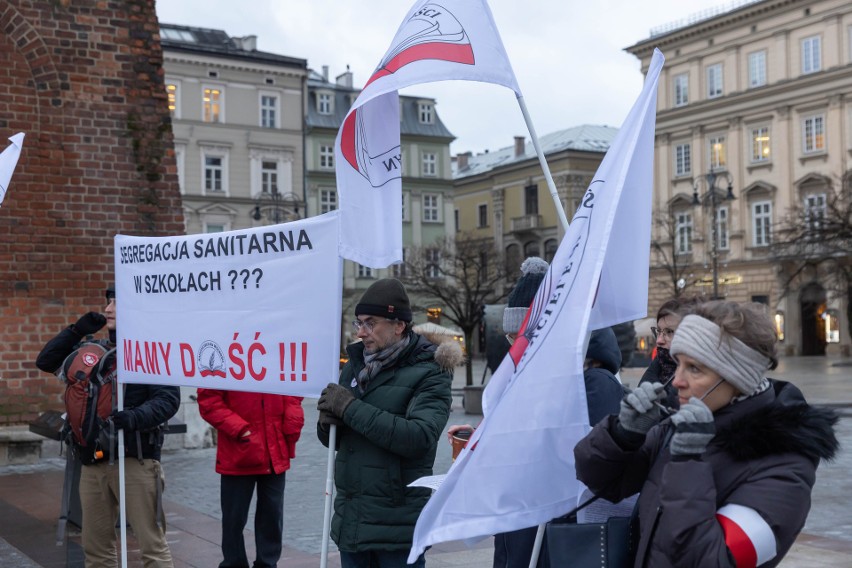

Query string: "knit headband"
[[670, 314, 771, 396]]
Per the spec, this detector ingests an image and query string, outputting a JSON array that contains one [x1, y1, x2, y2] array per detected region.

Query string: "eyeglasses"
[[651, 327, 676, 340], [352, 318, 395, 333]]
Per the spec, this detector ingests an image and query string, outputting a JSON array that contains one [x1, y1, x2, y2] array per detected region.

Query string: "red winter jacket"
[[197, 389, 304, 476]]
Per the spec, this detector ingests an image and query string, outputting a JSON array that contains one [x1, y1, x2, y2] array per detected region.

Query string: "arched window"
[[505, 244, 521, 280], [524, 241, 540, 259], [544, 239, 558, 263]]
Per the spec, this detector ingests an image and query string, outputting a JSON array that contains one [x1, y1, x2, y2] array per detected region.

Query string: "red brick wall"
[[0, 0, 183, 424]]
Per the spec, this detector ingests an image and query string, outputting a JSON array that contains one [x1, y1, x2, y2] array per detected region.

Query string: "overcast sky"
[[156, 0, 733, 156]]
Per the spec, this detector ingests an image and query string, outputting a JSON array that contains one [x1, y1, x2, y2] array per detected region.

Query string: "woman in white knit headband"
[[574, 300, 838, 568]]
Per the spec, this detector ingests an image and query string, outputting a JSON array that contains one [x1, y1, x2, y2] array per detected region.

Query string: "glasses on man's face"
[[352, 318, 394, 333], [651, 326, 676, 340]]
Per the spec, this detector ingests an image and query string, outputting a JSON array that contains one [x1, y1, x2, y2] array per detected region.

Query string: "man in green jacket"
[[317, 278, 459, 567]]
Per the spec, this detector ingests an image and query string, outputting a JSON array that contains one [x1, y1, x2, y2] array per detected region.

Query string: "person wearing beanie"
[[316, 278, 462, 568], [502, 256, 549, 340], [575, 300, 838, 568], [35, 285, 179, 566]]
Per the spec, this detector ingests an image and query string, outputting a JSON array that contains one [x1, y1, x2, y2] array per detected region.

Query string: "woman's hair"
[[691, 300, 779, 370], [656, 293, 707, 322]]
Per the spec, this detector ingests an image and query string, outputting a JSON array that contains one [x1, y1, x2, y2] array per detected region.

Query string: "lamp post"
[[252, 190, 302, 225], [692, 171, 735, 300]]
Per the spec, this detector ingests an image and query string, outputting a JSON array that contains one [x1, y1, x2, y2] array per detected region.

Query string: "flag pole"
[[117, 385, 128, 568], [320, 424, 336, 568], [516, 95, 570, 232]]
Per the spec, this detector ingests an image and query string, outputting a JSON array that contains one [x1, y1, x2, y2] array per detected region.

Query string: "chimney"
[[236, 35, 257, 51], [336, 65, 353, 88], [322, 65, 329, 82], [457, 152, 471, 170], [514, 136, 525, 158]]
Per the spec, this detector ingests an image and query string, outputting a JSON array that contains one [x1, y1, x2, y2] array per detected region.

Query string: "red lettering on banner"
[[279, 341, 308, 382], [179, 343, 195, 376], [122, 339, 172, 376]]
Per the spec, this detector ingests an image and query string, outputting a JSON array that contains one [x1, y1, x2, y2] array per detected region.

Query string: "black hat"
[[503, 257, 548, 334], [355, 278, 412, 322], [105, 285, 116, 300]]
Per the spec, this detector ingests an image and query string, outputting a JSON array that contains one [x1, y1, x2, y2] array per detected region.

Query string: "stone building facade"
[[0, 0, 183, 425], [627, 0, 852, 355]]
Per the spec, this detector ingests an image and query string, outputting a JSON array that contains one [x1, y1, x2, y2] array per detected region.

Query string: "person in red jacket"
[[198, 389, 305, 568]]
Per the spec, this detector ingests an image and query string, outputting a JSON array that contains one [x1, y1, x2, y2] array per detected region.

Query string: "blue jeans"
[[340, 549, 426, 568]]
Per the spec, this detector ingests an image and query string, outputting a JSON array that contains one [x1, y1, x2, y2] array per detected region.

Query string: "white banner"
[[113, 212, 342, 397], [0, 132, 25, 207], [337, 0, 522, 268], [409, 49, 664, 561]]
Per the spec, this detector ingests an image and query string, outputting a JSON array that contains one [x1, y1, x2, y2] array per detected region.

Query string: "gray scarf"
[[357, 334, 411, 393]]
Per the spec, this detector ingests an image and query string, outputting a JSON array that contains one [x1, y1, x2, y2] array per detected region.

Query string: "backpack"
[[58, 341, 118, 465]]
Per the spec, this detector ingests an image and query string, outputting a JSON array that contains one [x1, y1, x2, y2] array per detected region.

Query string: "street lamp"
[[692, 171, 735, 300], [252, 190, 302, 225]]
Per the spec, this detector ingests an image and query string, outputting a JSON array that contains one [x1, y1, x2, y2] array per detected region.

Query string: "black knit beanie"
[[355, 278, 412, 322], [503, 257, 548, 334], [105, 284, 116, 300]]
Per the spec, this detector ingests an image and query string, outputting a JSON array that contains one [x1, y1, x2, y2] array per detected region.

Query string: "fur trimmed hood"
[[433, 341, 465, 371], [715, 380, 839, 464]]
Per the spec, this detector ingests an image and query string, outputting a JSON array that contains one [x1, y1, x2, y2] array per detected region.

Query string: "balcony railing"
[[510, 214, 542, 232]]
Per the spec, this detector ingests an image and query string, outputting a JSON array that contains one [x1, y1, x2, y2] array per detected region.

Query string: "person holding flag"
[[574, 300, 838, 568], [316, 279, 462, 568]]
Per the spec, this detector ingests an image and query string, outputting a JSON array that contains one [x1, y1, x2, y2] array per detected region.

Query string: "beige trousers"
[[78, 458, 173, 568]]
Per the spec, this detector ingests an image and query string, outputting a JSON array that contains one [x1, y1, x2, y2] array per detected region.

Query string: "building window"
[[477, 204, 488, 228], [802, 115, 825, 154], [205, 223, 225, 233], [708, 135, 726, 171], [715, 206, 729, 250], [204, 155, 225, 193], [357, 264, 373, 278], [801, 35, 821, 74], [675, 143, 691, 176], [392, 249, 407, 278], [524, 241, 540, 258], [676, 211, 693, 254], [318, 92, 333, 115], [825, 309, 840, 343], [524, 184, 539, 215], [706, 63, 723, 98], [260, 94, 278, 128], [544, 239, 558, 263], [260, 161, 278, 194], [319, 145, 334, 170], [454, 208, 459, 232], [174, 144, 186, 194], [748, 50, 767, 87], [203, 86, 223, 123], [674, 73, 689, 107], [402, 192, 409, 221], [425, 248, 441, 278], [423, 193, 439, 222], [320, 189, 337, 213], [421, 152, 437, 177], [805, 193, 826, 233], [752, 200, 772, 246], [166, 82, 180, 117], [419, 103, 434, 124], [751, 126, 771, 163], [505, 244, 521, 279]]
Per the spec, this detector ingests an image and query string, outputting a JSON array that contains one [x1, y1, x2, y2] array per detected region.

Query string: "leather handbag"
[[543, 495, 638, 568]]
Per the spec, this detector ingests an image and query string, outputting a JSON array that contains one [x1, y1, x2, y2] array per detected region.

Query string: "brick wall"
[[0, 0, 182, 425]]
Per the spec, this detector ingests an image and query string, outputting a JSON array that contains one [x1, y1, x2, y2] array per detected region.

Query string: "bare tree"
[[651, 206, 698, 298], [771, 175, 852, 338], [401, 233, 508, 385]]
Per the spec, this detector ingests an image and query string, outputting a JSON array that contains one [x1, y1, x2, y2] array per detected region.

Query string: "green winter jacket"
[[317, 333, 455, 552]]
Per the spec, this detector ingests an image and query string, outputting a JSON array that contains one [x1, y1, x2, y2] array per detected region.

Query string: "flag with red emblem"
[[336, 0, 521, 267]]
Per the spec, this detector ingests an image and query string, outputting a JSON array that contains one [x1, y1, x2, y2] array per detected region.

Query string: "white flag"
[[409, 49, 664, 562], [0, 133, 25, 207], [336, 0, 521, 268]]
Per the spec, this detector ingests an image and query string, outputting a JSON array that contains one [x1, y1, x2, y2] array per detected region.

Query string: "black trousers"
[[219, 472, 286, 568]]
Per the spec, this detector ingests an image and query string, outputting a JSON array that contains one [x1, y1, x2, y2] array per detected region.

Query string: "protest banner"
[[0, 132, 25, 207], [114, 211, 342, 397]]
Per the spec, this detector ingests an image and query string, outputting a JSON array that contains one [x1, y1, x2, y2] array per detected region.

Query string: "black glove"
[[317, 383, 355, 419], [619, 382, 667, 435], [73, 312, 106, 336], [670, 397, 715, 458], [110, 410, 135, 431], [319, 409, 344, 429]]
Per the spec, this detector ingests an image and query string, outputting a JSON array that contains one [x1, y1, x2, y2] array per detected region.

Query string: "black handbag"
[[543, 495, 638, 568]]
